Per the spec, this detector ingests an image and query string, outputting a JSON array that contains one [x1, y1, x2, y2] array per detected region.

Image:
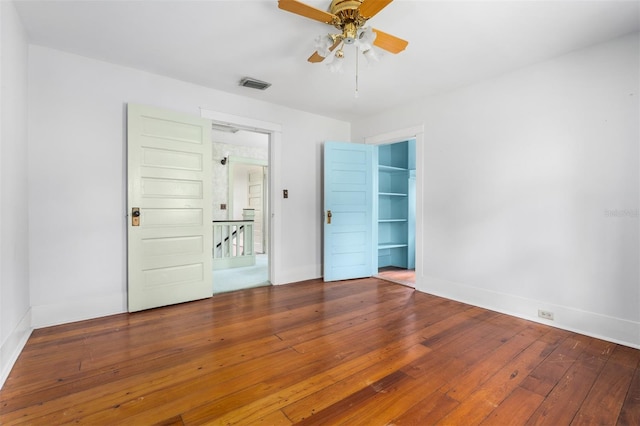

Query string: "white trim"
[[364, 125, 425, 146], [200, 109, 282, 134], [228, 156, 268, 166], [364, 125, 425, 289], [1, 308, 33, 389], [422, 275, 640, 349], [200, 108, 282, 285]]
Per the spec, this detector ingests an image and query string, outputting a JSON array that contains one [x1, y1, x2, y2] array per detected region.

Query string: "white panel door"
[[127, 104, 212, 312], [248, 167, 264, 253]]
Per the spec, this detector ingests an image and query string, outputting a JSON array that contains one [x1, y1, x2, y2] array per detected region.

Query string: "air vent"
[[239, 77, 271, 90]]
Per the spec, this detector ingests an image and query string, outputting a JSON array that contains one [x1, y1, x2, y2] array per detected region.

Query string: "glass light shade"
[[363, 48, 379, 64], [327, 54, 344, 73], [314, 34, 334, 57], [356, 27, 377, 51]]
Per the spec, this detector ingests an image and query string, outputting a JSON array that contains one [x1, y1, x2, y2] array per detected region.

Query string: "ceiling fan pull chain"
[[355, 46, 359, 98]]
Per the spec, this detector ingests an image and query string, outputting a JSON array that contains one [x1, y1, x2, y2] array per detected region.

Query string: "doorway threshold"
[[376, 267, 415, 288]]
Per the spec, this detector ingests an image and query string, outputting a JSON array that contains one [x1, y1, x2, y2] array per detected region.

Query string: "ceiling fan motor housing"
[[329, 0, 366, 43], [342, 22, 357, 44]]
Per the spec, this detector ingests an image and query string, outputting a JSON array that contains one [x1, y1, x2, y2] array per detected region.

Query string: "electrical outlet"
[[538, 309, 554, 320]]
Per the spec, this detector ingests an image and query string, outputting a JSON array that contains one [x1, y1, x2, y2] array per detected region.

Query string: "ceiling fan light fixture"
[[363, 48, 379, 64], [314, 34, 335, 57], [357, 26, 376, 51], [327, 51, 344, 73]]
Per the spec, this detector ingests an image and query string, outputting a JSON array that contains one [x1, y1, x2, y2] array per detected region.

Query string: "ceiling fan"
[[278, 0, 408, 64]]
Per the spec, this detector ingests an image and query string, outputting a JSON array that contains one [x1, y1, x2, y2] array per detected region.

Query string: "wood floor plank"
[[151, 415, 185, 426], [440, 327, 552, 401], [197, 343, 430, 425], [251, 409, 292, 425], [617, 366, 640, 426], [336, 373, 447, 426], [387, 390, 460, 425], [1, 278, 638, 426], [1, 346, 306, 424], [281, 343, 431, 422], [609, 344, 640, 369], [571, 358, 635, 425], [479, 387, 545, 425], [1, 332, 289, 416], [292, 370, 416, 425], [525, 339, 611, 425], [519, 333, 591, 397], [437, 338, 554, 424]]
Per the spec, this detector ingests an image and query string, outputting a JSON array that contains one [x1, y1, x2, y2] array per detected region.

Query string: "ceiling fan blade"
[[278, 0, 336, 24], [372, 28, 408, 54], [308, 51, 327, 63], [308, 39, 342, 63], [358, 0, 393, 19]]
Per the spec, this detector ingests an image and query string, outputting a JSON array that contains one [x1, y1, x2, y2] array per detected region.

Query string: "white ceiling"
[[14, 0, 640, 121]]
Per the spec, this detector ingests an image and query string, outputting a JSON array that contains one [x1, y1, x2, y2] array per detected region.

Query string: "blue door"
[[324, 141, 376, 281]]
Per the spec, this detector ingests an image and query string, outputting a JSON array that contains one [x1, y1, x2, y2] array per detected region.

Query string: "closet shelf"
[[378, 242, 409, 249], [378, 192, 407, 197], [378, 165, 408, 173]]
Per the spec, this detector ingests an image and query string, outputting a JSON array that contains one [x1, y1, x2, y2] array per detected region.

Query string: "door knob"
[[327, 210, 332, 224], [132, 207, 140, 226]]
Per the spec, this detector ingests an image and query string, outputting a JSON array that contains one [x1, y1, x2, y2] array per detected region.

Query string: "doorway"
[[365, 125, 424, 289], [376, 139, 416, 288], [211, 128, 270, 293]]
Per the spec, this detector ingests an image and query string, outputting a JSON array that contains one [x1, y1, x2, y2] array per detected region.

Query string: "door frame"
[[199, 109, 282, 285], [364, 125, 424, 289], [227, 156, 267, 220], [228, 156, 268, 253]]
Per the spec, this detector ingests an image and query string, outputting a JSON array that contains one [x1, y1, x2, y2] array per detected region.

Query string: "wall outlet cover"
[[538, 309, 554, 320]]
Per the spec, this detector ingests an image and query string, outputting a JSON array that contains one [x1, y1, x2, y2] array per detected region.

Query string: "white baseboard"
[[1, 308, 33, 389], [273, 266, 322, 286], [417, 275, 640, 349], [31, 292, 126, 329]]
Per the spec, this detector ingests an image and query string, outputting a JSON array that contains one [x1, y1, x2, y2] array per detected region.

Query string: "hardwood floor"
[[377, 267, 415, 288], [1, 278, 639, 425]]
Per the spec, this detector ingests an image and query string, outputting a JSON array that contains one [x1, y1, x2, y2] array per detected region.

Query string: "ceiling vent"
[[239, 77, 271, 90]]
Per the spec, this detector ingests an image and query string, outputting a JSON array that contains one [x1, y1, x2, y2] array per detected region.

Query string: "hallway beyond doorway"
[[213, 254, 269, 294]]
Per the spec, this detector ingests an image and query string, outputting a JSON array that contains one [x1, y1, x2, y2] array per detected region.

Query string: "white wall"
[[27, 45, 350, 328], [0, 1, 32, 387], [353, 33, 640, 348]]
